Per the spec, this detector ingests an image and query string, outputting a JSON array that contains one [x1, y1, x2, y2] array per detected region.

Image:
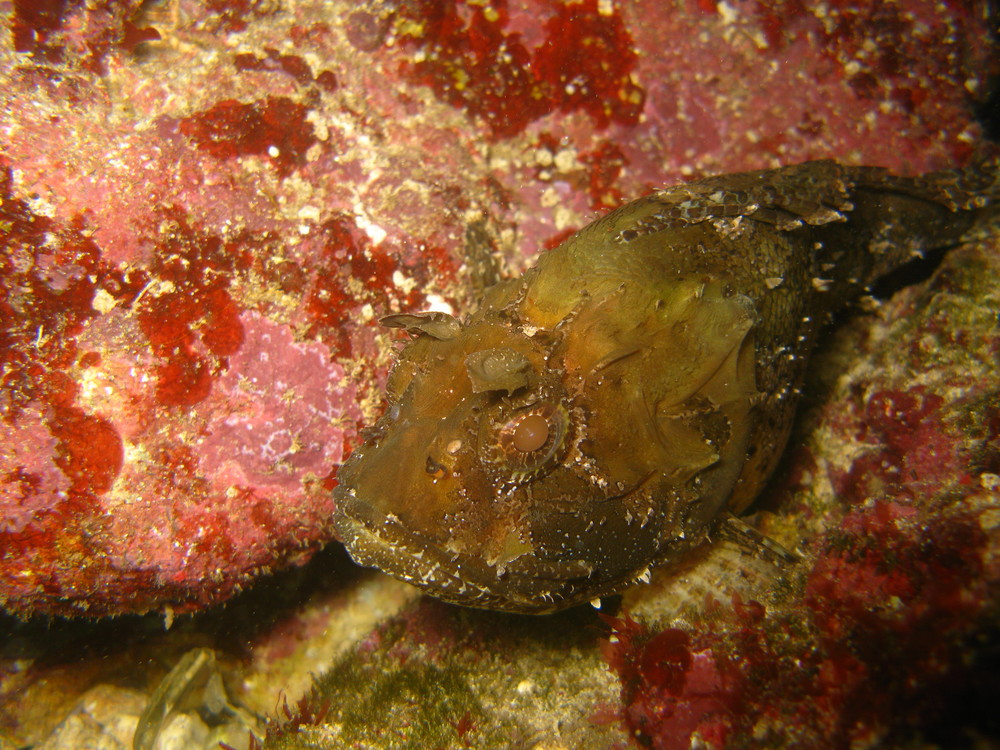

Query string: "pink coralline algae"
[[198, 313, 360, 495], [594, 234, 1000, 748], [602, 502, 992, 749], [9, 0, 158, 73], [833, 386, 953, 502], [0, 0, 997, 621], [0, 152, 445, 615]]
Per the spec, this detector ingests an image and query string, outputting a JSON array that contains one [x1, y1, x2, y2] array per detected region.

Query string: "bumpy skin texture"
[[334, 160, 997, 613]]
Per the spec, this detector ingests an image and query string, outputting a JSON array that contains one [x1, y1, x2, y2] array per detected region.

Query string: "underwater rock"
[[35, 684, 146, 750], [133, 647, 261, 750], [262, 230, 1000, 749], [0, 0, 996, 619]]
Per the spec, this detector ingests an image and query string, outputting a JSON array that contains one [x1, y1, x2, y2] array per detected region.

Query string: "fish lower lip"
[[333, 489, 597, 612], [334, 490, 438, 560]]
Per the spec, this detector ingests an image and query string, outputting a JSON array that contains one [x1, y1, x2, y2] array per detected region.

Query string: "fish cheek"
[[683, 324, 759, 525], [434, 394, 579, 565], [341, 383, 482, 546], [340, 417, 456, 536], [522, 481, 665, 589], [555, 283, 758, 545]]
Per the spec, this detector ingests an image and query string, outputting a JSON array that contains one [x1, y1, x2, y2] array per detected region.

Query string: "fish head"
[[334, 273, 759, 613]]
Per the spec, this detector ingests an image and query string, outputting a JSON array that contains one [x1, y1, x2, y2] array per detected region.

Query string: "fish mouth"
[[333, 487, 599, 614]]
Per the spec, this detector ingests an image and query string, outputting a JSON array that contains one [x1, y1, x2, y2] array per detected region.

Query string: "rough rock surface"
[[1, 0, 994, 618], [1, 0, 995, 620], [1, 1, 998, 746]]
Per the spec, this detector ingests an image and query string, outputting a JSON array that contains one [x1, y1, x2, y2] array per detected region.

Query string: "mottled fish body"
[[334, 159, 998, 613]]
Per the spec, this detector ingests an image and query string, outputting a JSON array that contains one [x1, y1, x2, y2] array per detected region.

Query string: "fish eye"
[[480, 402, 571, 482], [511, 413, 549, 452]]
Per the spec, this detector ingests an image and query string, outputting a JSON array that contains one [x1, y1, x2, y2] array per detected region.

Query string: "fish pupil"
[[512, 413, 549, 452]]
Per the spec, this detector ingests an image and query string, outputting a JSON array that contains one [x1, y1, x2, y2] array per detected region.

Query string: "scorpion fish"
[[333, 159, 998, 614]]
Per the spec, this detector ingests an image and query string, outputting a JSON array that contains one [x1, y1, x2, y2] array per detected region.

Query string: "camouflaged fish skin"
[[333, 160, 998, 614]]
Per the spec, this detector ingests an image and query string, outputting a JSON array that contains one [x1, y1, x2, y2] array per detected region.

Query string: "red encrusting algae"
[[394, 0, 644, 139], [178, 97, 318, 177], [601, 494, 994, 748]]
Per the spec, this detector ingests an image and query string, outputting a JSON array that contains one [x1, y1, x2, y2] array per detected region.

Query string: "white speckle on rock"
[[92, 288, 117, 313], [424, 294, 454, 316]]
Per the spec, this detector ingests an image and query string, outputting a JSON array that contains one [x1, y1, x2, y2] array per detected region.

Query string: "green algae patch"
[[263, 601, 628, 749]]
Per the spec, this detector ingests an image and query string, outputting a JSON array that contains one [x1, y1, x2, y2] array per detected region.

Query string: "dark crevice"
[[866, 243, 951, 301], [975, 74, 1000, 143]]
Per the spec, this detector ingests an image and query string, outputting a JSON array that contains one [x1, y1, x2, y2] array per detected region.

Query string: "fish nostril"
[[425, 455, 447, 479]]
